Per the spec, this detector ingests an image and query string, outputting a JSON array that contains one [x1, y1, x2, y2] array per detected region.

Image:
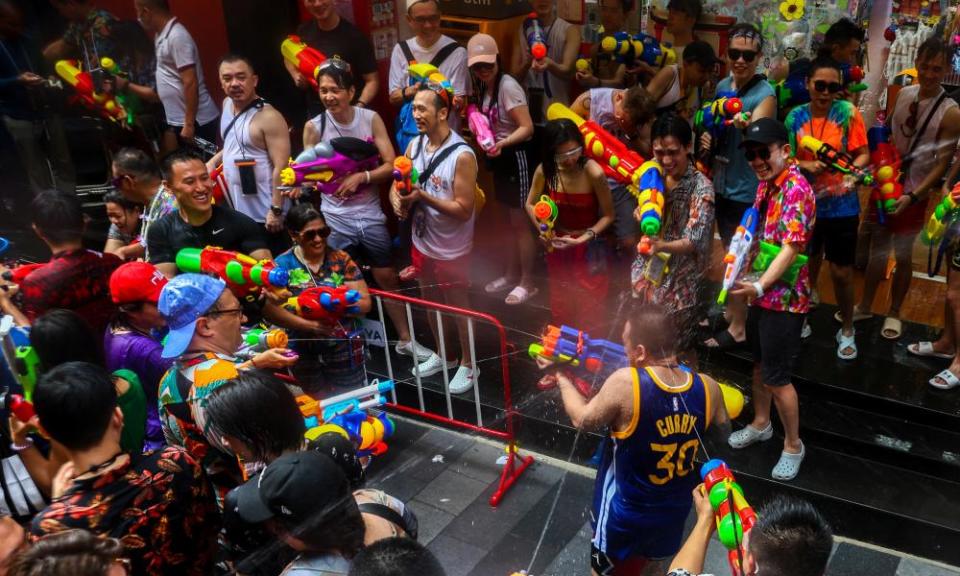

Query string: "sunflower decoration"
[[779, 0, 805, 21]]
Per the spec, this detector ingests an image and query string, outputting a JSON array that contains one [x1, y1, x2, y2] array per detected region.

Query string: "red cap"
[[109, 262, 168, 305]]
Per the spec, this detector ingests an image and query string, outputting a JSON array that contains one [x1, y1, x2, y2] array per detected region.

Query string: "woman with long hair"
[[525, 118, 615, 333]]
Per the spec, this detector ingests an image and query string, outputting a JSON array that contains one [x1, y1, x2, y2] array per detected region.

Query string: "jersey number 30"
[[648, 439, 700, 485]]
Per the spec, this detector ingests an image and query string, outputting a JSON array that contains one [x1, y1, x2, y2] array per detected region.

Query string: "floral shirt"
[[30, 447, 216, 576], [158, 352, 243, 509], [751, 163, 816, 314], [632, 164, 715, 311]]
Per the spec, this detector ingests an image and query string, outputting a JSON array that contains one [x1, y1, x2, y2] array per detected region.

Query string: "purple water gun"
[[280, 136, 380, 195]]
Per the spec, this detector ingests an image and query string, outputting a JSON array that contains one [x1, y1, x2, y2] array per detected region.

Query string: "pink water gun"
[[280, 137, 380, 195], [466, 104, 496, 154]]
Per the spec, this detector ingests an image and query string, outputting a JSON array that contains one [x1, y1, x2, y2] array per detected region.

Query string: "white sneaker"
[[412, 353, 457, 378], [396, 340, 434, 362], [448, 365, 479, 394], [801, 321, 812, 339]]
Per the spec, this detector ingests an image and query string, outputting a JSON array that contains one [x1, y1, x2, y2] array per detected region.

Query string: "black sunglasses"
[[813, 80, 842, 94], [728, 49, 757, 63], [744, 147, 772, 161], [300, 227, 331, 241], [470, 62, 495, 72]]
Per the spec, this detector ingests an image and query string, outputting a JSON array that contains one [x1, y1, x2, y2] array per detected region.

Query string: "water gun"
[[392, 156, 419, 197], [210, 163, 228, 205], [524, 13, 548, 61], [799, 136, 874, 185], [921, 184, 960, 246], [1, 263, 44, 285], [99, 57, 137, 125], [546, 103, 648, 197], [701, 459, 757, 576], [867, 114, 902, 223], [533, 195, 558, 249], [243, 328, 288, 351], [175, 247, 290, 299], [841, 63, 868, 93], [600, 32, 676, 68], [285, 284, 361, 324], [297, 379, 395, 426], [409, 62, 441, 86], [527, 325, 628, 375], [636, 161, 665, 254], [466, 104, 496, 154], [751, 240, 809, 285], [575, 58, 592, 74], [279, 137, 380, 194], [0, 316, 38, 402], [694, 97, 746, 139], [0, 390, 35, 423], [54, 60, 128, 125], [717, 207, 759, 305], [771, 71, 809, 113], [281, 35, 327, 90], [299, 380, 396, 457]]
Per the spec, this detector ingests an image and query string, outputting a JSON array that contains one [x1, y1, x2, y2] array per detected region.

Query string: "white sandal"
[[908, 341, 956, 360], [836, 329, 857, 361], [772, 442, 805, 480], [929, 369, 960, 390], [484, 276, 513, 293], [505, 285, 538, 305]]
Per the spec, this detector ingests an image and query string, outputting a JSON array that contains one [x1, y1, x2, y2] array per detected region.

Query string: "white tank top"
[[891, 84, 958, 193], [655, 65, 682, 109], [409, 132, 476, 260], [309, 107, 385, 223], [220, 98, 275, 222]]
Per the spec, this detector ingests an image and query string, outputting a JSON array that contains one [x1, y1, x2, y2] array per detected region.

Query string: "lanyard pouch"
[[235, 159, 258, 196]]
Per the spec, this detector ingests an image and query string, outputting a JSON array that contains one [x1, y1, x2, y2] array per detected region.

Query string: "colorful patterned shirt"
[[18, 249, 121, 335], [158, 352, 243, 509], [30, 446, 216, 576], [784, 100, 867, 218], [632, 164, 715, 312], [751, 164, 816, 314]]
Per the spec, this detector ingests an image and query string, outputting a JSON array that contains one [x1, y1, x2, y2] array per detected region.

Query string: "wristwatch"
[[270, 205, 283, 216]]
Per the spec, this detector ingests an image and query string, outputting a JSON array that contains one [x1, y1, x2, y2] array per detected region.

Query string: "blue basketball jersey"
[[592, 366, 711, 560]]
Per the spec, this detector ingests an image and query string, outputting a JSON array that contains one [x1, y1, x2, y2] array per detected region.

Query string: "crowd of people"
[[1, 0, 958, 574]]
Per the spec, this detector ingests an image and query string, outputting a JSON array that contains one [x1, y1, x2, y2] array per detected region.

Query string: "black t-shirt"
[[296, 18, 378, 110], [148, 205, 269, 265]]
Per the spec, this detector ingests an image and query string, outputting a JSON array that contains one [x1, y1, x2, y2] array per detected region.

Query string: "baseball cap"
[[232, 450, 352, 526], [682, 41, 721, 69], [157, 273, 226, 358], [467, 34, 498, 67], [740, 118, 789, 148], [109, 262, 168, 305]]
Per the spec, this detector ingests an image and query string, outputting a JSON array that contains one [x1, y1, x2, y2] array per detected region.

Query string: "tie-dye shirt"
[[751, 164, 816, 314], [784, 99, 867, 218]]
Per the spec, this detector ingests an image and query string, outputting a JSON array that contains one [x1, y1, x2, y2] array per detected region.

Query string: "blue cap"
[[158, 273, 226, 358]]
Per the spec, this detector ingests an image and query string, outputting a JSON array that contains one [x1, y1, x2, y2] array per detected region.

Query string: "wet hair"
[[160, 147, 204, 182], [103, 190, 142, 213], [204, 371, 306, 464], [541, 118, 587, 191], [32, 309, 102, 371], [621, 85, 656, 129], [625, 302, 678, 358], [667, 0, 702, 22], [349, 537, 446, 576], [284, 202, 325, 234], [728, 23, 763, 51], [113, 147, 161, 180], [30, 191, 83, 244], [820, 18, 864, 55], [34, 362, 117, 451], [916, 35, 952, 66], [651, 112, 693, 147], [749, 496, 833, 576], [8, 529, 125, 576], [218, 53, 257, 75], [317, 59, 355, 91], [807, 56, 842, 81]]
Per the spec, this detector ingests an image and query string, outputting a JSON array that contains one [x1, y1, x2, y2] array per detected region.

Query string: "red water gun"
[[210, 163, 228, 205], [174, 247, 290, 298], [54, 60, 128, 125], [0, 391, 34, 423], [281, 35, 327, 90], [1, 263, 44, 285], [285, 285, 362, 324]]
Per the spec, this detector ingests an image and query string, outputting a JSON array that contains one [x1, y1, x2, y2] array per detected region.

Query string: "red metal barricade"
[[368, 288, 534, 507]]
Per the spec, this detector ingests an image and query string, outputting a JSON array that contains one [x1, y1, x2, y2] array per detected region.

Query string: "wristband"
[[752, 281, 765, 299], [364, 170, 371, 184], [584, 229, 596, 240], [11, 437, 34, 452]]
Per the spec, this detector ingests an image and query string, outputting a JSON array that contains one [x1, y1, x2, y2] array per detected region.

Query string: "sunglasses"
[[470, 62, 495, 73], [728, 49, 757, 63], [319, 58, 352, 74], [812, 80, 842, 94], [300, 227, 332, 241], [412, 13, 441, 24], [205, 307, 244, 319], [744, 147, 772, 161], [423, 79, 452, 105], [110, 174, 131, 189], [554, 146, 583, 161]]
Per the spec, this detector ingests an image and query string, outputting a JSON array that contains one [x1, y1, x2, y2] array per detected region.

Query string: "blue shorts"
[[592, 499, 691, 562]]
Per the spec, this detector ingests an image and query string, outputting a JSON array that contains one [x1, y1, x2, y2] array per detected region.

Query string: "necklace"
[[76, 451, 125, 479]]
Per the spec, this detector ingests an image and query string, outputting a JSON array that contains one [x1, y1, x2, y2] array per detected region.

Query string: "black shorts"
[[715, 195, 754, 247], [746, 306, 805, 387], [809, 215, 859, 266], [489, 142, 535, 211]]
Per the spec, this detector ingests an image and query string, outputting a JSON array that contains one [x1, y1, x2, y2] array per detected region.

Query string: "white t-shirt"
[[480, 74, 527, 142], [155, 18, 219, 127], [388, 35, 468, 132]]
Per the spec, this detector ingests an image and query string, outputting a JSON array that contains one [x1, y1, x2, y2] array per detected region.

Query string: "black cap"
[[740, 118, 789, 147], [682, 41, 721, 68], [231, 450, 351, 525]]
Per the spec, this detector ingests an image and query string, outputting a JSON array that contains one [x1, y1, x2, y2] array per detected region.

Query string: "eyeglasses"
[[470, 62, 495, 73], [554, 146, 583, 161], [812, 80, 842, 94], [300, 227, 331, 241], [204, 307, 244, 319], [901, 99, 919, 138], [412, 13, 441, 24], [727, 49, 757, 63], [744, 147, 772, 161]]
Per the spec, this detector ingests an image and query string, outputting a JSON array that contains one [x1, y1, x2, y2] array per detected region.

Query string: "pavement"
[[366, 416, 960, 576]]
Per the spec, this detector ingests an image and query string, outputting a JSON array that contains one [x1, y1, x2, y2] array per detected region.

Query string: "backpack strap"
[[357, 502, 411, 534], [418, 141, 468, 184], [400, 40, 416, 64], [430, 41, 462, 68]]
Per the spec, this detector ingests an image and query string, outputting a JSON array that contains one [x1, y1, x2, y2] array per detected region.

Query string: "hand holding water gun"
[[701, 459, 757, 576], [717, 207, 758, 304], [285, 284, 362, 324], [279, 137, 380, 195], [298, 379, 395, 425], [600, 32, 676, 68], [55, 60, 128, 125], [799, 136, 874, 185], [533, 195, 558, 250], [528, 324, 628, 375], [635, 161, 665, 254], [524, 13, 548, 62], [466, 104, 497, 155], [695, 97, 747, 137], [242, 328, 289, 352], [175, 247, 290, 299], [841, 63, 868, 93], [0, 390, 34, 423], [281, 35, 327, 90], [1, 263, 44, 286]]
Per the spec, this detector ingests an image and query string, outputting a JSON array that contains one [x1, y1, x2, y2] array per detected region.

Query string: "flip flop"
[[881, 317, 902, 340], [704, 329, 744, 350], [772, 442, 805, 481], [907, 341, 956, 360], [836, 329, 857, 360], [834, 308, 873, 323], [505, 285, 538, 305], [929, 369, 960, 390], [484, 276, 513, 293]]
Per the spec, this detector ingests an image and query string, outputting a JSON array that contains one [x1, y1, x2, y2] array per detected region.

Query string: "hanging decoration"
[[780, 0, 806, 21]]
